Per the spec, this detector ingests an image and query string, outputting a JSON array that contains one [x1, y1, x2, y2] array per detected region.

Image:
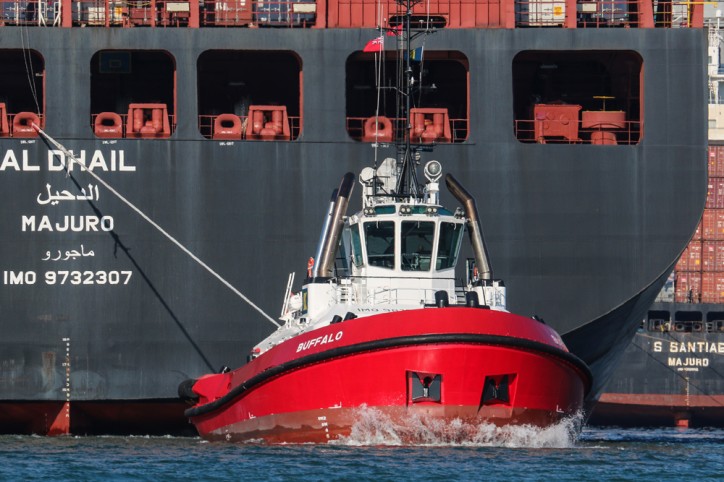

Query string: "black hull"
[[590, 301, 724, 428], [0, 26, 707, 433]]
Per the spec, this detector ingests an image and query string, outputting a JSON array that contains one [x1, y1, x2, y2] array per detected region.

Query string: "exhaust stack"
[[314, 172, 355, 278], [445, 173, 492, 280], [313, 188, 338, 274]]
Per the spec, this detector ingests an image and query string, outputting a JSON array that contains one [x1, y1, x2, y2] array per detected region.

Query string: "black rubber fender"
[[178, 378, 199, 403]]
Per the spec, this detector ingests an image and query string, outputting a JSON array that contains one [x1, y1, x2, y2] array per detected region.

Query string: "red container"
[[675, 271, 702, 303], [327, 0, 508, 29], [709, 145, 724, 178], [702, 209, 715, 239], [706, 178, 724, 209], [675, 241, 701, 272], [675, 245, 690, 272], [692, 218, 702, 241], [702, 241, 724, 271], [701, 272, 724, 303], [703, 209, 724, 240]]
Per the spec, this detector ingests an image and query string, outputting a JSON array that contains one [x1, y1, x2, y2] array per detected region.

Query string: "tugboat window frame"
[[436, 221, 464, 271], [364, 221, 396, 269], [401, 221, 435, 272], [349, 223, 364, 267]]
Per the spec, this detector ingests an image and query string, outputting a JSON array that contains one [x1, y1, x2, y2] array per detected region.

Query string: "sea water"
[[0, 420, 721, 481]]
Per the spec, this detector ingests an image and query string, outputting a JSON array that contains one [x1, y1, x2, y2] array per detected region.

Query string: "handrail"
[[0, 0, 705, 28]]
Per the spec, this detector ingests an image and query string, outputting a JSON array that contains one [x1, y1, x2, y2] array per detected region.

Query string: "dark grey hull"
[[0, 27, 708, 430], [589, 301, 724, 427]]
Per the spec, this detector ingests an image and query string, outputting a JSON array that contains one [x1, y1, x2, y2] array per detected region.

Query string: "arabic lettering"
[[37, 183, 100, 205], [41, 245, 95, 262]]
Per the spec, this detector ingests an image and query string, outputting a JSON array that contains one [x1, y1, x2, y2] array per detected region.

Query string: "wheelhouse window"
[[349, 223, 364, 267], [365, 221, 395, 269], [401, 221, 435, 271], [436, 222, 463, 270]]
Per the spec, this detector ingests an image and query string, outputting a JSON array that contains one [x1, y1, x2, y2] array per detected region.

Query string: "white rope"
[[32, 123, 281, 328], [372, 1, 386, 168], [20, 20, 41, 116]]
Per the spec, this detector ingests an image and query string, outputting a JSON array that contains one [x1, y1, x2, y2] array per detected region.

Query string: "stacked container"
[[675, 144, 724, 303]]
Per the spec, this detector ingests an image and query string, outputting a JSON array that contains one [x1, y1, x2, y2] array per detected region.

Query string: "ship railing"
[[330, 0, 701, 28], [0, 0, 317, 26], [514, 118, 642, 145], [0, 0, 59, 25], [515, 0, 697, 28], [198, 114, 301, 140], [90, 112, 177, 138], [199, 0, 254, 27], [66, 0, 193, 26], [70, 0, 124, 26], [366, 285, 458, 305], [0, 0, 704, 27], [331, 274, 457, 305], [1, 112, 45, 138], [345, 116, 469, 143]]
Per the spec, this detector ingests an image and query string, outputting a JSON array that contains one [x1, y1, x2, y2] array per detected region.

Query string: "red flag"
[[363, 35, 384, 53], [387, 25, 402, 36]]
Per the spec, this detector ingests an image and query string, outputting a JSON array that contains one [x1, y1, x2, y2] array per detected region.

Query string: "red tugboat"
[[180, 0, 591, 443], [181, 162, 592, 443]]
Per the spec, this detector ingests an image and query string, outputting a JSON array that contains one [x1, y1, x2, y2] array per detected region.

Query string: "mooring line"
[[33, 123, 281, 328]]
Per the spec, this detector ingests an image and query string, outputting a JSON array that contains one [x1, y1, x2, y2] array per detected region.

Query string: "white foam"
[[333, 406, 584, 448]]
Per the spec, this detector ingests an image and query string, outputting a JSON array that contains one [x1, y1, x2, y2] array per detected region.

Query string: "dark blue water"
[[0, 426, 721, 481]]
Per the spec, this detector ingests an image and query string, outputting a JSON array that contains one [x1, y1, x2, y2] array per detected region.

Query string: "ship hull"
[[186, 308, 591, 443], [0, 26, 707, 433], [589, 301, 724, 428]]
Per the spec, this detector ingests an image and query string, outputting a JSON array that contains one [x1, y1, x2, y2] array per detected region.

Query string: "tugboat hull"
[[186, 308, 591, 443]]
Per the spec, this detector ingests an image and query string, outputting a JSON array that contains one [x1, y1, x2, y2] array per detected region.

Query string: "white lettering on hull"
[[296, 331, 344, 353], [653, 340, 724, 354], [22, 215, 114, 232], [0, 149, 134, 172]]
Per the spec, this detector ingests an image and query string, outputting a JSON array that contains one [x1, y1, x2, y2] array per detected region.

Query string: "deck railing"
[[345, 116, 469, 143], [0, 113, 45, 137], [0, 0, 705, 28], [197, 114, 301, 140], [514, 118, 642, 145], [89, 112, 177, 138]]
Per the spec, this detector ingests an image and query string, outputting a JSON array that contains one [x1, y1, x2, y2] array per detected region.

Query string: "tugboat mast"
[[395, 0, 424, 199]]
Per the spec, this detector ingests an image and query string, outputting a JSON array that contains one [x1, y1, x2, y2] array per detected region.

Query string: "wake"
[[333, 406, 584, 448]]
